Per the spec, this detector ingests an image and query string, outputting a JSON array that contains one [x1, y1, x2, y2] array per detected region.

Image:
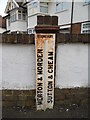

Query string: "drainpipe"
[[70, 0, 74, 36]]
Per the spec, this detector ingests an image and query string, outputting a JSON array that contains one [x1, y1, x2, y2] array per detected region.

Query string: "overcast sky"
[[0, 0, 8, 17]]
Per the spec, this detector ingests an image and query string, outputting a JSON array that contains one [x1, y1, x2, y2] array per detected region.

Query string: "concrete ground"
[[2, 104, 89, 118], [1, 88, 89, 119]]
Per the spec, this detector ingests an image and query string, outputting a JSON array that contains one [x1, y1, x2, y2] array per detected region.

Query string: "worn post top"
[[35, 16, 59, 33]]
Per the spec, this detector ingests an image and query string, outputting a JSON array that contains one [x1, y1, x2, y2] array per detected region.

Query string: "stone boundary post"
[[35, 16, 59, 111]]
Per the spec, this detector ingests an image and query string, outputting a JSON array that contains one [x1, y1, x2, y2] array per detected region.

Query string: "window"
[[40, 6, 48, 13], [33, 29, 36, 34], [28, 2, 38, 15], [82, 30, 90, 33], [32, 2, 38, 8], [11, 15, 13, 22], [28, 2, 38, 9], [83, 23, 90, 28], [85, 0, 90, 3], [28, 28, 35, 34], [81, 22, 90, 34], [28, 4, 32, 10], [28, 29, 33, 34], [18, 10, 26, 20], [40, 2, 48, 13], [56, 2, 68, 12], [14, 13, 16, 21], [8, 19, 10, 26], [18, 11, 22, 20], [22, 11, 26, 20], [62, 2, 67, 10], [10, 12, 17, 22], [56, 2, 61, 12]]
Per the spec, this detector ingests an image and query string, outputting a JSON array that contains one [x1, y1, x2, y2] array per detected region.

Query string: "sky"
[[0, 0, 8, 17]]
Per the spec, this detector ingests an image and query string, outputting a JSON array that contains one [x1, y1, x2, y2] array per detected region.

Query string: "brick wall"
[[2, 90, 35, 108], [0, 33, 89, 44], [72, 23, 81, 34], [60, 23, 81, 34], [2, 88, 89, 109], [0, 16, 6, 28], [0, 33, 89, 109]]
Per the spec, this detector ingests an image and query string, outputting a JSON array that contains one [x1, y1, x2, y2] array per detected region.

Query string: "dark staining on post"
[[37, 35, 53, 39]]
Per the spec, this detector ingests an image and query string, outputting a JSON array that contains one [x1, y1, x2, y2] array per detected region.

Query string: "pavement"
[[2, 104, 89, 119]]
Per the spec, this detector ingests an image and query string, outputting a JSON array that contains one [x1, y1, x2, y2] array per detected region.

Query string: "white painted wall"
[[10, 21, 27, 32], [56, 43, 88, 88], [55, 2, 90, 26], [55, 2, 72, 25], [73, 2, 89, 23], [48, 2, 56, 15], [0, 43, 88, 90], [28, 15, 37, 29], [2, 44, 35, 90]]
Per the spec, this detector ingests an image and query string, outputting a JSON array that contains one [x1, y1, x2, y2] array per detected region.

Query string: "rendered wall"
[[2, 44, 35, 90], [0, 43, 88, 90], [10, 21, 27, 32], [56, 43, 88, 88]]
